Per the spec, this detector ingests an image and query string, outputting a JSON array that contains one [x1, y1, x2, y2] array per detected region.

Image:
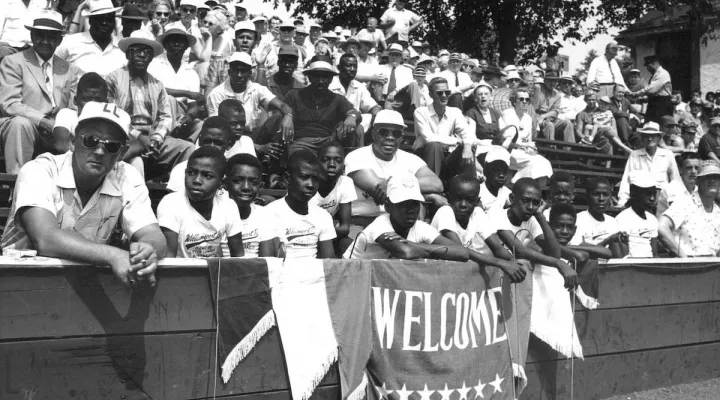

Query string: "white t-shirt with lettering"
[[431, 206, 494, 254], [265, 197, 337, 259], [157, 192, 243, 258], [616, 207, 658, 258], [574, 210, 619, 246], [309, 175, 358, 217], [490, 211, 543, 245], [344, 146, 427, 217], [221, 204, 278, 257], [343, 213, 440, 259]]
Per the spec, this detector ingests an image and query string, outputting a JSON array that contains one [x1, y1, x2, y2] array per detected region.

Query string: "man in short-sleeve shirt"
[[379, 0, 422, 47], [699, 117, 720, 163]]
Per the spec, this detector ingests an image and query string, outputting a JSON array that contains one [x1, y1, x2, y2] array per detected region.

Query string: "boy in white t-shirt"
[[265, 150, 337, 259], [218, 99, 258, 158], [574, 177, 628, 258], [344, 173, 469, 261], [224, 153, 278, 257], [478, 147, 512, 214], [616, 171, 660, 258], [52, 72, 110, 154], [157, 147, 244, 258], [432, 174, 527, 282], [491, 178, 577, 288]]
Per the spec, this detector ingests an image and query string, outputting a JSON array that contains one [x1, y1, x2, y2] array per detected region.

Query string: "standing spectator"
[[659, 160, 720, 257], [699, 116, 720, 163], [0, 11, 81, 174], [656, 152, 700, 216], [629, 55, 672, 124], [379, 0, 422, 49], [55, 0, 127, 76], [586, 41, 626, 98], [413, 77, 475, 180], [356, 17, 387, 52], [618, 122, 681, 206], [0, 0, 56, 60]]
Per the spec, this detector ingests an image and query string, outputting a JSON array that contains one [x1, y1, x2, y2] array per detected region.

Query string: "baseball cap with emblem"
[[388, 43, 404, 54], [228, 51, 253, 67], [698, 160, 720, 177], [77, 102, 131, 139], [387, 173, 424, 203], [25, 10, 65, 31], [628, 170, 658, 189]]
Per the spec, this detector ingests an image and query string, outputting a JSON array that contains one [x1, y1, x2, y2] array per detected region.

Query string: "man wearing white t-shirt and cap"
[[344, 109, 443, 222]]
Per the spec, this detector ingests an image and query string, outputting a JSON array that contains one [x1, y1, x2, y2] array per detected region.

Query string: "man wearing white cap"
[[379, 43, 413, 105], [0, 11, 81, 174], [1, 102, 166, 288], [616, 170, 660, 258], [234, 1, 249, 22], [586, 41, 626, 98], [345, 110, 444, 219], [379, 0, 422, 49], [618, 122, 681, 207], [0, 0, 55, 59], [659, 160, 720, 257]]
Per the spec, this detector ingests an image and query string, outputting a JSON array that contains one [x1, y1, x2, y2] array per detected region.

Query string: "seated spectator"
[[686, 98, 709, 142], [672, 89, 688, 113], [534, 72, 575, 143], [499, 88, 553, 185], [556, 74, 586, 123], [580, 96, 632, 157], [618, 122, 681, 207], [158, 146, 244, 258], [280, 59, 361, 153], [0, 11, 81, 174], [431, 174, 527, 282], [52, 72, 109, 153], [438, 53, 471, 108], [466, 83, 502, 142], [699, 116, 720, 163], [55, 1, 127, 76], [394, 65, 432, 121], [546, 171, 575, 209], [574, 177, 627, 258], [491, 178, 577, 288], [345, 110, 444, 220], [310, 142, 357, 253], [206, 52, 294, 135], [608, 84, 640, 143], [330, 53, 381, 143], [659, 160, 720, 257], [660, 115, 685, 154], [478, 147, 512, 213], [378, 44, 413, 106], [1, 102, 165, 287], [256, 44, 306, 100], [0, 0, 52, 60], [550, 202, 613, 261], [657, 152, 700, 216], [224, 153, 278, 257], [265, 150, 337, 259], [616, 171, 660, 258], [199, 10, 236, 94], [413, 77, 474, 180], [217, 100, 257, 157], [343, 173, 469, 261], [167, 115, 252, 193], [677, 121, 700, 153]]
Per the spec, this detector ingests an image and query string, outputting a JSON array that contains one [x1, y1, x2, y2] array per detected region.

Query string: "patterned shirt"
[[663, 191, 720, 257]]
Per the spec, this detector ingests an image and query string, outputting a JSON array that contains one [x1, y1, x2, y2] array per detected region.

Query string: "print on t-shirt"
[[185, 231, 223, 258]]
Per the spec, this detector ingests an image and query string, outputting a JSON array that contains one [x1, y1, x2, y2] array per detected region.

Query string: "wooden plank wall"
[[2, 259, 720, 400]]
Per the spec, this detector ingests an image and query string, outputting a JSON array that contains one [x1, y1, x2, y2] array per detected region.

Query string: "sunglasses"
[[435, 90, 451, 97], [80, 135, 124, 154], [376, 128, 403, 138], [517, 97, 531, 103], [129, 46, 153, 56], [181, 7, 196, 13], [155, 11, 170, 17], [280, 27, 295, 32]]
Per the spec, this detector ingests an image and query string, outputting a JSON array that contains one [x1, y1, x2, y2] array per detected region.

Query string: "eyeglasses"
[[435, 90, 451, 97], [181, 7, 196, 13], [129, 47, 153, 56], [376, 128, 403, 138], [155, 11, 170, 17], [517, 97, 531, 103], [80, 135, 124, 154]]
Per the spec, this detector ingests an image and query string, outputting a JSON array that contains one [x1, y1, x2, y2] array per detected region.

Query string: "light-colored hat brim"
[[118, 37, 164, 55], [25, 25, 64, 32], [83, 6, 122, 17]]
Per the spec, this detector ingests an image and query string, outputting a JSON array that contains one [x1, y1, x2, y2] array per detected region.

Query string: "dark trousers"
[[645, 96, 674, 124], [615, 117, 632, 143], [416, 142, 474, 182]]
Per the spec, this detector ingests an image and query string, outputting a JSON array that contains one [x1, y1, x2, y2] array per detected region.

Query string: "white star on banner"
[[374, 383, 395, 399], [417, 383, 435, 400], [489, 374, 504, 393], [457, 381, 471, 400], [438, 383, 455, 400], [473, 378, 486, 399], [395, 384, 414, 400]]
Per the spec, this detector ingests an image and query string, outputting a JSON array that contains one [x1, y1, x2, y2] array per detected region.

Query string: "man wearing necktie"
[[439, 52, 471, 109], [0, 11, 80, 174], [381, 43, 413, 110], [586, 41, 626, 98]]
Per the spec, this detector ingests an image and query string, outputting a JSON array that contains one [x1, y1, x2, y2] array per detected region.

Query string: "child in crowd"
[[432, 174, 527, 282], [344, 173, 469, 261], [491, 178, 577, 288], [478, 147, 512, 214], [167, 116, 240, 193], [265, 150, 337, 259], [53, 72, 109, 153], [547, 171, 575, 208], [310, 142, 357, 253], [581, 96, 615, 145], [158, 147, 244, 258], [548, 203, 613, 260], [616, 171, 659, 258], [224, 153, 278, 257], [574, 177, 627, 258], [217, 99, 257, 157]]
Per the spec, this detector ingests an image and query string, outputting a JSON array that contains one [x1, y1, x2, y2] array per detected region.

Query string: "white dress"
[[498, 109, 553, 182]]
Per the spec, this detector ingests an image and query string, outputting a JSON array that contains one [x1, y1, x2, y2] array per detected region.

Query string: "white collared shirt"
[[329, 77, 378, 113], [438, 69, 472, 91], [379, 7, 420, 42], [206, 79, 277, 129], [413, 103, 471, 149], [148, 53, 201, 100], [55, 32, 127, 77], [1, 152, 157, 251], [586, 54, 626, 86], [0, 0, 48, 47], [35, 51, 55, 107], [378, 63, 413, 95], [617, 147, 681, 206]]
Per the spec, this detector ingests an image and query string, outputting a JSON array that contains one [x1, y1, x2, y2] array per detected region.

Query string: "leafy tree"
[[575, 49, 598, 77]]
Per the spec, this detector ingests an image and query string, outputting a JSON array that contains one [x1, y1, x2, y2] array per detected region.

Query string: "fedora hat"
[[25, 10, 64, 31], [303, 60, 337, 75], [82, 0, 122, 17], [118, 3, 148, 20], [119, 31, 164, 56], [158, 28, 197, 47]]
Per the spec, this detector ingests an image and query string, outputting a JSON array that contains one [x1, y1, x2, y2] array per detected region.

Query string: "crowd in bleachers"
[[1, 0, 720, 288]]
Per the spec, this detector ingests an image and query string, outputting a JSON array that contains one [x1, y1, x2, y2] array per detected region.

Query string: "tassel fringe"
[[574, 286, 599, 310], [295, 347, 339, 400], [221, 311, 276, 383]]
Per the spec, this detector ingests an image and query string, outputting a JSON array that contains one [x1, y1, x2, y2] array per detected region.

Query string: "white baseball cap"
[[373, 110, 406, 128], [485, 146, 511, 166], [77, 102, 131, 139], [228, 51, 253, 66], [388, 43, 403, 54], [628, 171, 658, 189], [387, 174, 424, 203], [234, 20, 255, 32]]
